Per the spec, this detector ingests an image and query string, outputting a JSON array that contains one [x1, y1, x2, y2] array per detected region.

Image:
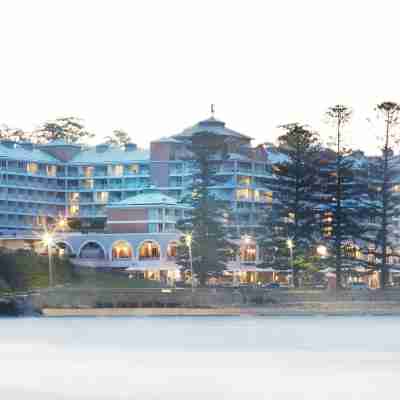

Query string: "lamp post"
[[287, 238, 294, 287], [42, 232, 54, 288]]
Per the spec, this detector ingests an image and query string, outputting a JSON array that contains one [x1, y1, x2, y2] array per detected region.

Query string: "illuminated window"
[[167, 242, 178, 259], [96, 192, 109, 202], [238, 176, 251, 185], [46, 165, 57, 177], [241, 244, 257, 262], [139, 241, 160, 260], [129, 164, 140, 174], [69, 192, 80, 202], [27, 163, 38, 174], [69, 204, 79, 216], [236, 189, 251, 201], [112, 241, 132, 260], [84, 166, 94, 177]]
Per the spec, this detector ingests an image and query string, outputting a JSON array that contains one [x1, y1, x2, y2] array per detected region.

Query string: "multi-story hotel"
[[0, 115, 280, 284]]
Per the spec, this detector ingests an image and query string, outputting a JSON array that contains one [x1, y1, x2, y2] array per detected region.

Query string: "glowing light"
[[185, 233, 192, 247], [286, 239, 293, 249], [42, 232, 54, 247], [317, 245, 328, 257]]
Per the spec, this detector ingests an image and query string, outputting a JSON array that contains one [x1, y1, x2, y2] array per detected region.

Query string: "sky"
[[0, 0, 399, 154]]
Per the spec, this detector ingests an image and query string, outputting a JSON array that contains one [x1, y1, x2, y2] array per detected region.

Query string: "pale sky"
[[1, 0, 399, 154]]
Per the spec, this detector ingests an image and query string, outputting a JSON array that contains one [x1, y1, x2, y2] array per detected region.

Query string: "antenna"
[[211, 104, 215, 117]]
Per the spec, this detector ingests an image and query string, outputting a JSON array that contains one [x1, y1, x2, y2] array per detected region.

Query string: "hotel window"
[[236, 189, 251, 201], [393, 185, 400, 193], [83, 166, 94, 177], [128, 164, 140, 174], [69, 192, 80, 202], [46, 165, 57, 177], [167, 242, 178, 259], [27, 163, 38, 174], [108, 165, 124, 177], [260, 191, 273, 204], [237, 176, 251, 185], [95, 192, 109, 203], [241, 244, 257, 262], [69, 204, 79, 216], [139, 241, 160, 259], [83, 179, 94, 189]]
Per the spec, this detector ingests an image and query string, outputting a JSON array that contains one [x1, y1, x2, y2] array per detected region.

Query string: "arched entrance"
[[111, 240, 133, 260], [167, 241, 178, 260], [138, 240, 161, 260], [79, 241, 106, 259]]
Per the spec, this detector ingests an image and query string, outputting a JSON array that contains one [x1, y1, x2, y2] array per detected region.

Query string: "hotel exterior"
[[0, 116, 279, 284]]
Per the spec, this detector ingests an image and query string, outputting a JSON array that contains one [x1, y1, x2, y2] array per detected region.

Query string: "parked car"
[[350, 282, 369, 290]]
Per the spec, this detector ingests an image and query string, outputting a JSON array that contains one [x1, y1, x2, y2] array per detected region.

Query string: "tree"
[[34, 117, 94, 143], [367, 101, 400, 289], [324, 105, 371, 288], [176, 132, 237, 286], [104, 129, 132, 146], [259, 123, 322, 287], [0, 124, 32, 142]]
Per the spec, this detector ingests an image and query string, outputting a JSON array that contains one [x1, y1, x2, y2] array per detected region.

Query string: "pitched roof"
[[0, 143, 58, 163], [108, 191, 184, 208], [173, 117, 252, 141]]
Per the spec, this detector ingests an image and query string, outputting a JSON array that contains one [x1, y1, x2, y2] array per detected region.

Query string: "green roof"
[[0, 143, 58, 163]]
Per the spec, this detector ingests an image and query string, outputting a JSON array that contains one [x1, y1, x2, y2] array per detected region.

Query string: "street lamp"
[[287, 238, 294, 287], [317, 245, 328, 258], [42, 232, 54, 288], [185, 233, 194, 294]]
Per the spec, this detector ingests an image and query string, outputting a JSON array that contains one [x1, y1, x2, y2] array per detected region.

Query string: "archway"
[[240, 243, 257, 262], [79, 241, 106, 259], [138, 240, 161, 260], [111, 240, 133, 260], [167, 241, 178, 260]]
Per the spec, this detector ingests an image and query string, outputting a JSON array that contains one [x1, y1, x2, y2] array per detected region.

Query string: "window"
[[241, 244, 257, 262], [95, 192, 109, 202], [69, 204, 79, 216], [27, 163, 38, 174], [46, 165, 57, 177], [83, 179, 94, 189], [128, 164, 140, 174], [139, 241, 160, 260], [83, 166, 94, 177], [69, 192, 80, 202]]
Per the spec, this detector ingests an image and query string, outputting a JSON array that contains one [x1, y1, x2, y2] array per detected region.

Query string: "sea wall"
[[29, 287, 400, 310]]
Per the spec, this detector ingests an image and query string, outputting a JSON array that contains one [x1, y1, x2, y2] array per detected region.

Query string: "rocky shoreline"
[[0, 296, 42, 317]]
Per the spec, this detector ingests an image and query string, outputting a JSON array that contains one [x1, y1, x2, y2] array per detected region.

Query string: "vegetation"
[[0, 249, 160, 293], [104, 129, 133, 146], [260, 123, 321, 287], [176, 132, 237, 286], [34, 116, 94, 143]]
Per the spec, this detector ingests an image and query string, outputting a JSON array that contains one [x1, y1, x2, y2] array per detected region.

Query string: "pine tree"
[[323, 105, 371, 288], [259, 123, 322, 287], [176, 132, 237, 286], [367, 101, 400, 289]]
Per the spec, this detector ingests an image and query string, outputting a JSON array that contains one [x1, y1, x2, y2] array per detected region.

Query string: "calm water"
[[1, 316, 400, 399]]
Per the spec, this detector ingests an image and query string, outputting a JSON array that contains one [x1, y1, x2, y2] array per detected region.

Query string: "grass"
[[67, 269, 163, 289]]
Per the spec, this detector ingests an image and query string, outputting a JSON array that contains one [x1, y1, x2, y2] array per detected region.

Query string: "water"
[[1, 316, 400, 399]]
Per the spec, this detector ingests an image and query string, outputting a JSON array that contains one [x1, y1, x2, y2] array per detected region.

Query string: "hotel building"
[[0, 116, 279, 283]]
